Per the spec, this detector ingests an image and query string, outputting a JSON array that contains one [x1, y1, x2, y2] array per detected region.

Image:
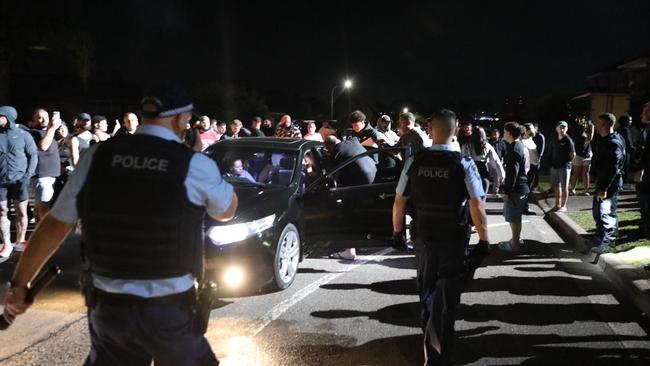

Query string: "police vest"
[[77, 134, 205, 280], [407, 149, 469, 235]]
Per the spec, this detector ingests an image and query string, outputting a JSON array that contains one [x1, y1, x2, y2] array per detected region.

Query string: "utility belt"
[[81, 272, 218, 335], [92, 288, 195, 307]]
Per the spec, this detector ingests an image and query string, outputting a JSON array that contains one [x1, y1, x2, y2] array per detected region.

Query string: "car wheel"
[[271, 223, 301, 290]]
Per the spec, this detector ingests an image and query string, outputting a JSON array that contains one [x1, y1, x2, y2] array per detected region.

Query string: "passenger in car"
[[228, 158, 256, 183]]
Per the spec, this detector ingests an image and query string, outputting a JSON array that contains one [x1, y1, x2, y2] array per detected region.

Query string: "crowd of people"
[[0, 95, 648, 365], [0, 102, 647, 260]]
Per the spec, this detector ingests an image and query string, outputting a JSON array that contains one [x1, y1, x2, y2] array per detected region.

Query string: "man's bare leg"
[[15, 200, 29, 243], [0, 201, 11, 246]]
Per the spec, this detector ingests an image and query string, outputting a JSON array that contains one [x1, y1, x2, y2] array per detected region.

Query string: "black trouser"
[[84, 289, 218, 366], [524, 164, 540, 212], [416, 231, 469, 366], [637, 184, 650, 241], [527, 164, 540, 192]]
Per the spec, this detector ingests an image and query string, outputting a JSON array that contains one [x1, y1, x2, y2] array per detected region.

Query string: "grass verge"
[[566, 210, 650, 253]]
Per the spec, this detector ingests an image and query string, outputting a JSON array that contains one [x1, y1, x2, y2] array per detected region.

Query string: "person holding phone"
[[27, 109, 62, 229]]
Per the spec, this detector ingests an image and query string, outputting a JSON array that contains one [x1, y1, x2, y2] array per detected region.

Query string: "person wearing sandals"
[[498, 122, 529, 253]]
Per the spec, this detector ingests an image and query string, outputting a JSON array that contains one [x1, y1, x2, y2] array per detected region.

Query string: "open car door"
[[301, 145, 409, 248]]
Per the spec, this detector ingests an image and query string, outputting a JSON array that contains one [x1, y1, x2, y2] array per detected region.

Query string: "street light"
[[330, 79, 353, 121]]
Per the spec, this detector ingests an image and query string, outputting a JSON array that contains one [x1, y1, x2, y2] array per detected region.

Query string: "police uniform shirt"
[[396, 144, 485, 199], [50, 124, 235, 298]]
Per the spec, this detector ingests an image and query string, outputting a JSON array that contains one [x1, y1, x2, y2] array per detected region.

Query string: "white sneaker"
[[569, 189, 576, 196], [0, 243, 13, 258], [14, 241, 27, 252], [557, 206, 568, 212]]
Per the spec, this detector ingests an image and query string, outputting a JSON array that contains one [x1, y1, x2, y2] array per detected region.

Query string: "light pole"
[[330, 80, 353, 121]]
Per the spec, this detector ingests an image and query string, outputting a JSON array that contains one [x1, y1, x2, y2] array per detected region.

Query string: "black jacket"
[[501, 140, 529, 195], [593, 132, 625, 195]]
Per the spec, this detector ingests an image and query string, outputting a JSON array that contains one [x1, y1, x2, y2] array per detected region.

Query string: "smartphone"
[[52, 111, 60, 119]]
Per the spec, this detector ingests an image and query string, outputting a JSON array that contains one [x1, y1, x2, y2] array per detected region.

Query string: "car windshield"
[[205, 146, 298, 186]]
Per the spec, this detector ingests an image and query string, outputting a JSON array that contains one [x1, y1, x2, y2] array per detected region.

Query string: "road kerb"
[[539, 199, 650, 318]]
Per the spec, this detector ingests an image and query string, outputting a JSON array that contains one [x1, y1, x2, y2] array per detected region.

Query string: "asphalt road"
[[1, 201, 650, 365]]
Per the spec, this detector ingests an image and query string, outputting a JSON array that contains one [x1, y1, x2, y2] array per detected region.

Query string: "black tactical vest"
[[77, 134, 205, 279], [407, 149, 469, 238]]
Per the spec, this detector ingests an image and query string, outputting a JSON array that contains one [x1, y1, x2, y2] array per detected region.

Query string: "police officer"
[[392, 109, 489, 366], [3, 85, 238, 365]]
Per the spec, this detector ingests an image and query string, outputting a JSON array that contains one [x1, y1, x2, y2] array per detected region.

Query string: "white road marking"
[[249, 247, 394, 336], [485, 220, 530, 228]]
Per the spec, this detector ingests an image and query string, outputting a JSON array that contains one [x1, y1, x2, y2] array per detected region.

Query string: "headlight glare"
[[208, 214, 276, 245]]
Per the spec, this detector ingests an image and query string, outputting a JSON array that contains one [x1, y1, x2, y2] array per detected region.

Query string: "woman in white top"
[[461, 126, 505, 195]]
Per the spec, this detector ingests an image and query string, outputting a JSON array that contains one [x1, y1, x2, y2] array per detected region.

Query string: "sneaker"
[[590, 244, 612, 254], [497, 240, 521, 253], [569, 189, 576, 196], [582, 192, 590, 196], [0, 243, 13, 258], [557, 206, 568, 212], [14, 241, 28, 252]]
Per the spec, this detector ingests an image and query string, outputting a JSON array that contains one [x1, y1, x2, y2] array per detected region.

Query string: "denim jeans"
[[637, 185, 650, 241], [592, 195, 618, 248]]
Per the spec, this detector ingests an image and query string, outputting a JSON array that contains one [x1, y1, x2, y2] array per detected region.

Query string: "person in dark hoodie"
[[0, 106, 38, 259], [590, 113, 626, 254]]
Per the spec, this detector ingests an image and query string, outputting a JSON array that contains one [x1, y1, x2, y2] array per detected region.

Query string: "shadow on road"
[[311, 301, 421, 328], [320, 278, 417, 296]]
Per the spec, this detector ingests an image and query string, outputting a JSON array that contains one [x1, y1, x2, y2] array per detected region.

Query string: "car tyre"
[[270, 223, 301, 291]]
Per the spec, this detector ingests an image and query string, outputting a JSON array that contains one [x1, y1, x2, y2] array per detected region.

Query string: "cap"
[[77, 112, 91, 121], [140, 84, 195, 118], [0, 106, 17, 124], [377, 115, 392, 123], [92, 115, 107, 123], [557, 120, 568, 128]]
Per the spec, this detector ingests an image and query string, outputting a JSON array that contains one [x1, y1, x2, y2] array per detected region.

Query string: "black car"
[[203, 137, 407, 291]]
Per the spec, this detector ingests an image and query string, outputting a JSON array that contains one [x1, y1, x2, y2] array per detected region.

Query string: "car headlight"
[[208, 214, 276, 245]]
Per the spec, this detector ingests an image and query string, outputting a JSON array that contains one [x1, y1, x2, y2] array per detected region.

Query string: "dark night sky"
[[11, 0, 650, 110]]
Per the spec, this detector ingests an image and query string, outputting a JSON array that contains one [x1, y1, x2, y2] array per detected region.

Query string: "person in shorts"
[[0, 106, 38, 258], [549, 121, 576, 212], [28, 109, 62, 231], [498, 122, 529, 253], [569, 118, 594, 196]]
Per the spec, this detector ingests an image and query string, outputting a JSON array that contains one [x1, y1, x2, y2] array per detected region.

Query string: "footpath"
[[537, 189, 650, 318]]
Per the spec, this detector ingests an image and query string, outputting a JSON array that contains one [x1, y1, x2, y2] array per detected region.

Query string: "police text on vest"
[[418, 167, 449, 178], [111, 154, 169, 172]]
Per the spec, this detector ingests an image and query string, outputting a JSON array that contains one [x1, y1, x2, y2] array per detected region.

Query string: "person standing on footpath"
[[498, 122, 529, 253], [569, 118, 595, 195], [0, 106, 38, 259], [28, 109, 61, 228], [590, 113, 626, 254], [549, 121, 576, 212], [392, 109, 489, 366], [3, 85, 238, 365], [634, 102, 650, 241]]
